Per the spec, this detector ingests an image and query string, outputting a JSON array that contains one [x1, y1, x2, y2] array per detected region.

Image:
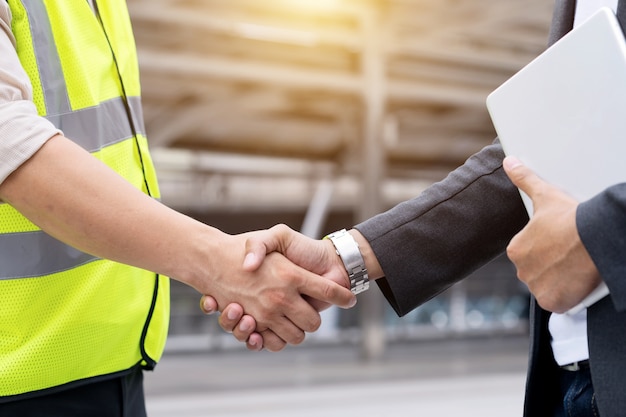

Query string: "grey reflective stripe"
[[0, 232, 99, 280], [21, 1, 146, 150], [21, 0, 71, 116], [46, 96, 147, 152], [128, 96, 146, 135]]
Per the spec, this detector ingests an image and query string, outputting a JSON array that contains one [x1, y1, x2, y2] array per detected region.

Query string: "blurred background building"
[[127, 0, 553, 356]]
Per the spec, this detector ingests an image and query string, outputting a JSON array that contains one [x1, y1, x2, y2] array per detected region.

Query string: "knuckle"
[[261, 330, 286, 352], [268, 289, 290, 309], [293, 332, 306, 345], [505, 243, 516, 260], [265, 343, 285, 353], [511, 169, 525, 183], [322, 281, 336, 301], [316, 280, 340, 305], [506, 236, 522, 261], [535, 291, 562, 313], [232, 331, 248, 343], [307, 315, 321, 333], [272, 223, 291, 237], [536, 297, 557, 313]]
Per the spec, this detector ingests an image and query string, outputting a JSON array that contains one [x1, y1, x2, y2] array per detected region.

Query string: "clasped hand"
[[203, 225, 354, 351], [503, 156, 602, 313]]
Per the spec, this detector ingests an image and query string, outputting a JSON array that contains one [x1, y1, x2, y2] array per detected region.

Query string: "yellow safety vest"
[[0, 0, 169, 398]]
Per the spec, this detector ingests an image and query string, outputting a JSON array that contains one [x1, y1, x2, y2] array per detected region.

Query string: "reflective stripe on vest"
[[1, 0, 169, 398]]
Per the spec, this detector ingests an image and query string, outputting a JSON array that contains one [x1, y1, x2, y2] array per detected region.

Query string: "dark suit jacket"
[[355, 1, 626, 416]]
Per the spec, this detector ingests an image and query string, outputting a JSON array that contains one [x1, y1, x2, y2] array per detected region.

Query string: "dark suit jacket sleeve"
[[354, 141, 529, 316], [577, 184, 626, 312]]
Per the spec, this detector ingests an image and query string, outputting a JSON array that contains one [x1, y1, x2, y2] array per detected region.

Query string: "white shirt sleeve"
[[0, 3, 61, 186]]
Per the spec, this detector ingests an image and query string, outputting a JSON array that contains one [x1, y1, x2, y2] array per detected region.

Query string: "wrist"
[[324, 229, 369, 295], [172, 223, 229, 294], [349, 229, 384, 280], [322, 238, 351, 289]]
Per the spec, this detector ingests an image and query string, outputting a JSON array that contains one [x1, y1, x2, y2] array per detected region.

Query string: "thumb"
[[242, 225, 289, 271], [243, 224, 298, 272], [502, 156, 548, 202], [242, 235, 273, 272]]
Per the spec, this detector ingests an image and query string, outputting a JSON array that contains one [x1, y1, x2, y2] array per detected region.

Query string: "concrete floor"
[[145, 334, 529, 417]]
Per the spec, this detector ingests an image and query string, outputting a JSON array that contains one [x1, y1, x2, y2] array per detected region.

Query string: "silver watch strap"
[[324, 229, 369, 295]]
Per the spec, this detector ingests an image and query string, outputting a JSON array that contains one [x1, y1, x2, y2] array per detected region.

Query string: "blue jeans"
[[554, 365, 600, 417]]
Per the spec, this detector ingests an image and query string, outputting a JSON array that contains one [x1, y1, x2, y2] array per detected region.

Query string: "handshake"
[[191, 157, 605, 353], [195, 225, 384, 353], [169, 157, 603, 354]]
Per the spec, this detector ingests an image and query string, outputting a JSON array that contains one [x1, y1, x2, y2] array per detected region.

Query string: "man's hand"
[[503, 156, 602, 313], [201, 225, 358, 351], [203, 241, 355, 350], [242, 224, 351, 297]]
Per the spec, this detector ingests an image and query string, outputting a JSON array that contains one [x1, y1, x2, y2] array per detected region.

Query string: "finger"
[[260, 263, 328, 333], [199, 295, 218, 315], [502, 156, 548, 201], [242, 224, 296, 271], [505, 231, 525, 273], [228, 263, 313, 344], [218, 303, 245, 334], [242, 228, 281, 272], [262, 314, 307, 346], [299, 272, 357, 310], [246, 333, 264, 351], [305, 294, 333, 313], [258, 329, 287, 352], [231, 315, 257, 342], [242, 243, 267, 272]]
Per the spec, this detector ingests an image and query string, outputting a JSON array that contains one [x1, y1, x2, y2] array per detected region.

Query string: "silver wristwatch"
[[324, 229, 369, 295]]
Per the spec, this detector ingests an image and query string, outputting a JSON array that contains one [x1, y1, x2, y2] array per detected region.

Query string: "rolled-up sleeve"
[[0, 3, 61, 185]]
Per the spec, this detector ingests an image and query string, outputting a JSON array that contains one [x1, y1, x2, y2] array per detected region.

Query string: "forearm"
[[0, 134, 225, 292], [354, 141, 529, 316]]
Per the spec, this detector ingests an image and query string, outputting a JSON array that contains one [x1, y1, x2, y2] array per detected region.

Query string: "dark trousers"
[[0, 366, 146, 417], [554, 365, 599, 417]]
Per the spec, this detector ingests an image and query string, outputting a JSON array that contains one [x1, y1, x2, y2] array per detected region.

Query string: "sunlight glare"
[[281, 0, 344, 12], [234, 23, 318, 46]]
